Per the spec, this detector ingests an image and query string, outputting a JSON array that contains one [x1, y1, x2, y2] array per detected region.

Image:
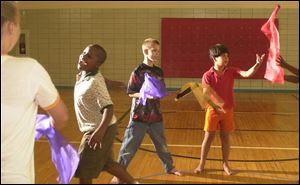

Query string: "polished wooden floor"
[[35, 87, 299, 184]]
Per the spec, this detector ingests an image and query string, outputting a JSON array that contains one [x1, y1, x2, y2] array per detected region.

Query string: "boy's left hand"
[[256, 54, 265, 65]]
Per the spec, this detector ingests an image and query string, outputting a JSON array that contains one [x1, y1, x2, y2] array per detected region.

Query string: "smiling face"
[[142, 38, 161, 66], [77, 45, 100, 73], [209, 44, 230, 70], [145, 43, 160, 62], [214, 53, 229, 68]]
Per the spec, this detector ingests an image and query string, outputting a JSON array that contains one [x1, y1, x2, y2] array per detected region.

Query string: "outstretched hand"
[[256, 53, 265, 65], [275, 55, 287, 68]]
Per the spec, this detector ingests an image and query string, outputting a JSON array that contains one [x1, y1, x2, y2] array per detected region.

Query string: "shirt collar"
[[210, 66, 229, 78]]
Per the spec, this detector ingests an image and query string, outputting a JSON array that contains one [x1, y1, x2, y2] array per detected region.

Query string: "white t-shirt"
[[74, 72, 117, 133], [1, 55, 59, 184]]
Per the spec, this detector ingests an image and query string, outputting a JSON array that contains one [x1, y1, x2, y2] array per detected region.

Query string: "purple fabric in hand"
[[35, 114, 79, 184], [139, 73, 168, 105]]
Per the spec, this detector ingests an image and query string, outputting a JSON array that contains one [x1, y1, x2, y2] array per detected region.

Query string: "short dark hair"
[[209, 44, 229, 61], [90, 44, 107, 64]]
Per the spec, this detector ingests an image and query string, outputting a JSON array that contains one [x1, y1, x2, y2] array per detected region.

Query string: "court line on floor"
[[36, 139, 298, 151], [136, 170, 299, 182], [116, 126, 299, 132], [162, 111, 299, 115]]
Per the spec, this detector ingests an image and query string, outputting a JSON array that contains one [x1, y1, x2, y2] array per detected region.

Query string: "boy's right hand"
[[212, 105, 225, 114], [147, 95, 154, 99]]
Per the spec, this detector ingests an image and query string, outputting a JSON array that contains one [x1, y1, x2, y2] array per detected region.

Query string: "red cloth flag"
[[261, 5, 284, 84]]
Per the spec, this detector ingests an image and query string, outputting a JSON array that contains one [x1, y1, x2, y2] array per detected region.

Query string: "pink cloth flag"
[[261, 4, 284, 84]]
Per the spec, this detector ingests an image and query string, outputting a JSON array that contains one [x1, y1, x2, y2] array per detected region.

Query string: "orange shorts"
[[204, 107, 234, 132]]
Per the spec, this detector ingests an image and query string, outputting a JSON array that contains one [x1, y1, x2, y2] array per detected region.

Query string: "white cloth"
[[1, 55, 59, 184]]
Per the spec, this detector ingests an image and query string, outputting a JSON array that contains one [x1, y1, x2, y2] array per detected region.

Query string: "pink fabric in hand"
[[261, 5, 284, 84]]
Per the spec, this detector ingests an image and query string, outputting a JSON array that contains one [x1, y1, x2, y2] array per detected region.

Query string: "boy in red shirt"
[[194, 44, 265, 175]]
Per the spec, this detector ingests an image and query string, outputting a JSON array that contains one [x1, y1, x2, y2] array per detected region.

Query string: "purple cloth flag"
[[35, 114, 79, 184], [139, 73, 168, 105]]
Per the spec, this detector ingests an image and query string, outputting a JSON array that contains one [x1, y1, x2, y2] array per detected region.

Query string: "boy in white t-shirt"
[[1, 1, 69, 184]]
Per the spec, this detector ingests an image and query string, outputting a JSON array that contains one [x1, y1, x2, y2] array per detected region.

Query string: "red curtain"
[[161, 18, 276, 79]]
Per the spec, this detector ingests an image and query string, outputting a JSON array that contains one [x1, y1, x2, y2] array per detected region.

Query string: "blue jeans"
[[117, 121, 175, 173]]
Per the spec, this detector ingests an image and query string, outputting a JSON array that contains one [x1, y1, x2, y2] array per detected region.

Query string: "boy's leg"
[[220, 131, 233, 175], [220, 108, 234, 175], [79, 178, 92, 184], [118, 121, 148, 167], [75, 132, 108, 183], [194, 131, 215, 173], [106, 161, 137, 184], [112, 121, 147, 183], [195, 107, 219, 173], [148, 122, 182, 176]]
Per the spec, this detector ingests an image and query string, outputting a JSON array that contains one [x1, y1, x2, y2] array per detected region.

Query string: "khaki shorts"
[[204, 107, 234, 132], [75, 124, 117, 179]]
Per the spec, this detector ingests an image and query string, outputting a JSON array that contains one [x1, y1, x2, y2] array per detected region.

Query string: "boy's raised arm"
[[240, 54, 265, 78]]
